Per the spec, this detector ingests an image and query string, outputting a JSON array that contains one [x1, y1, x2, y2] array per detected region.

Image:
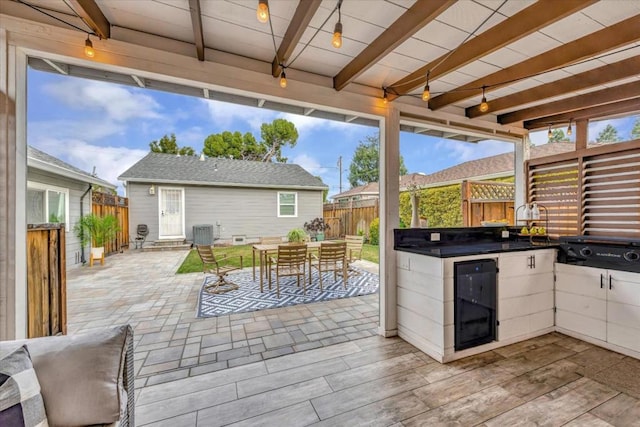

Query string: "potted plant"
[[287, 228, 308, 243], [304, 217, 330, 241], [74, 213, 120, 266]]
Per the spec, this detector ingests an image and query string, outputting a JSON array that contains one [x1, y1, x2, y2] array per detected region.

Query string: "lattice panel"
[[469, 182, 514, 201]]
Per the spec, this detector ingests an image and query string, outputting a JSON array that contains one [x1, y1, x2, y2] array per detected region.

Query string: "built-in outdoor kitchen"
[[394, 226, 640, 364]]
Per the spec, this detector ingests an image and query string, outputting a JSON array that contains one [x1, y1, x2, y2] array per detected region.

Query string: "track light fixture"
[[279, 69, 287, 88], [257, 0, 269, 23], [422, 71, 430, 102], [84, 34, 95, 58], [479, 85, 489, 113], [567, 120, 572, 136], [332, 0, 343, 48]]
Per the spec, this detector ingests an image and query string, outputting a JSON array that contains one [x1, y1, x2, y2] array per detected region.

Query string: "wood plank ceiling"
[[7, 0, 640, 133]]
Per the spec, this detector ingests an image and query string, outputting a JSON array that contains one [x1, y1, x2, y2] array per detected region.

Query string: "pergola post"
[[514, 135, 530, 212], [378, 106, 400, 337], [0, 29, 28, 340]]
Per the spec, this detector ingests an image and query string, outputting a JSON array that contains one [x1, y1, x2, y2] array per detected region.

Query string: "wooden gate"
[[27, 224, 66, 338], [92, 191, 130, 253], [461, 180, 515, 226]]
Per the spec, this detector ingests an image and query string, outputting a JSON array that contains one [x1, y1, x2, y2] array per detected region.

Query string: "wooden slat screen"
[[528, 158, 580, 237], [581, 147, 640, 237], [527, 139, 640, 238]]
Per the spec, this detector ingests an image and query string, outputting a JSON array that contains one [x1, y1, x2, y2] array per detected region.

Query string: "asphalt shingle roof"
[[331, 142, 578, 198], [118, 152, 327, 189], [28, 146, 115, 189]]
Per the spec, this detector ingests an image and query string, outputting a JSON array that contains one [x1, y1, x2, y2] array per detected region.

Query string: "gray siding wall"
[[27, 168, 92, 270], [126, 182, 324, 244]]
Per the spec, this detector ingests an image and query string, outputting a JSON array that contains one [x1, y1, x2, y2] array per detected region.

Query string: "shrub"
[[303, 217, 330, 234], [287, 228, 308, 243], [73, 213, 120, 248], [369, 217, 380, 245]]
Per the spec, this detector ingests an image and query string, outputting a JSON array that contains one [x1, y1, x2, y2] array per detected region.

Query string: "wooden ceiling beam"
[[68, 0, 110, 39], [188, 0, 205, 61], [499, 81, 640, 124], [333, 0, 455, 91], [467, 56, 640, 118], [387, 0, 596, 101], [428, 14, 640, 110], [272, 0, 322, 78], [524, 98, 640, 130]]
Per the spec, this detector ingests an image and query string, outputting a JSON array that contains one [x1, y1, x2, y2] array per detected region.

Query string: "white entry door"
[[159, 187, 184, 238]]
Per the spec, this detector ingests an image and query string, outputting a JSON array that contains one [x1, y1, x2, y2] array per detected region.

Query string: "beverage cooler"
[[454, 259, 497, 351]]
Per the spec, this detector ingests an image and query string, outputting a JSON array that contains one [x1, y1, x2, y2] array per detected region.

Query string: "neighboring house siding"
[[127, 183, 323, 243], [27, 168, 91, 270]]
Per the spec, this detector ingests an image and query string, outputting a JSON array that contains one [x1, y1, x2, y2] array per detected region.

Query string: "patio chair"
[[345, 235, 365, 274], [196, 245, 243, 294], [268, 243, 307, 297], [308, 241, 347, 291], [133, 224, 148, 249]]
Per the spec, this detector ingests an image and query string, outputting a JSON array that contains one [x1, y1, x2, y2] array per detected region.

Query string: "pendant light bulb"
[[422, 85, 430, 102], [332, 22, 343, 49], [279, 70, 287, 88], [548, 126, 553, 139], [478, 86, 489, 113], [257, 0, 269, 23], [382, 89, 388, 105], [84, 35, 95, 58], [567, 121, 572, 136]]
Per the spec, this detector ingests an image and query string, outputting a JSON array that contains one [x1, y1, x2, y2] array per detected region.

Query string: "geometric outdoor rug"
[[197, 266, 379, 318]]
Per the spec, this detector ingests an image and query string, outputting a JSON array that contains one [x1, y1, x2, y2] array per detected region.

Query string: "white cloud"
[[291, 153, 327, 176], [201, 99, 276, 130], [33, 138, 147, 194], [43, 79, 163, 122], [30, 119, 126, 141], [435, 139, 513, 163]]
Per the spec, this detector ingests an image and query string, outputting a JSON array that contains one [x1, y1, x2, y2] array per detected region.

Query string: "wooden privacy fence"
[[27, 224, 66, 338], [323, 198, 379, 238], [462, 180, 515, 227], [92, 191, 130, 253]]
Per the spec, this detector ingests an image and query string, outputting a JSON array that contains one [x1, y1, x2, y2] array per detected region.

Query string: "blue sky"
[[27, 69, 637, 196]]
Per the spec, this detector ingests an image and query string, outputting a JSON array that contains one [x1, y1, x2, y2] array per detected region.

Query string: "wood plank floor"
[[66, 250, 640, 426]]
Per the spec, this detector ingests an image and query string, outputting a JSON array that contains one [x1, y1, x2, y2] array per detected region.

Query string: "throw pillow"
[[0, 346, 49, 427]]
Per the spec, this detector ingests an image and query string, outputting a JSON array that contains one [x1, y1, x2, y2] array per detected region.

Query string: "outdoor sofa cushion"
[[0, 325, 132, 427], [0, 345, 49, 427]]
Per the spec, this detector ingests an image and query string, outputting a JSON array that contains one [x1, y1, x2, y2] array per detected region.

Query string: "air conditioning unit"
[[193, 224, 214, 246]]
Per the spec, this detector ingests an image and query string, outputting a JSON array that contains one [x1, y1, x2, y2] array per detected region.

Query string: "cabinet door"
[[606, 270, 640, 353], [499, 249, 555, 277], [555, 264, 607, 341]]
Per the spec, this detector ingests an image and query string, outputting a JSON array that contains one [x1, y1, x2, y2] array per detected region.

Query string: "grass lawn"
[[177, 243, 380, 274]]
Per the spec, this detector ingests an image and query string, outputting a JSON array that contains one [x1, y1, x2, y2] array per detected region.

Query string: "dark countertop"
[[396, 241, 559, 258]]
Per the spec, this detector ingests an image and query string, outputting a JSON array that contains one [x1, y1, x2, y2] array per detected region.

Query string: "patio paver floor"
[[67, 249, 640, 426]]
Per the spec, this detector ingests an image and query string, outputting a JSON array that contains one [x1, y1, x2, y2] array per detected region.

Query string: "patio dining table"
[[252, 241, 324, 291]]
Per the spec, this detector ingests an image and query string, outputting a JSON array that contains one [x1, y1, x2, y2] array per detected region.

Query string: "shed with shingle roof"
[[118, 153, 328, 245]]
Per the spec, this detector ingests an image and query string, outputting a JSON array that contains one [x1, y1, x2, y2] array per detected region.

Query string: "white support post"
[[514, 134, 531, 211], [378, 106, 400, 337], [0, 29, 28, 340]]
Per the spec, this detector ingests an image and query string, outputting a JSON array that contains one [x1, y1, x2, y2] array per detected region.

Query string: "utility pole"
[[337, 156, 342, 193]]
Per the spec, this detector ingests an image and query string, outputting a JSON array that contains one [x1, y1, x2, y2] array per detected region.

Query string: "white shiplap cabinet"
[[555, 263, 640, 356]]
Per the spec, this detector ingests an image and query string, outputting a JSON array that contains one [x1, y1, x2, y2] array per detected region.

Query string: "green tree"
[[260, 118, 299, 162], [548, 129, 569, 143], [596, 124, 620, 143], [203, 131, 262, 160], [149, 133, 195, 155], [201, 119, 298, 162], [631, 117, 640, 140], [348, 134, 408, 187]]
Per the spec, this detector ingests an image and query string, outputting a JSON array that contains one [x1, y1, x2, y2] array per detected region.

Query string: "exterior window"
[[278, 192, 297, 217], [27, 182, 69, 231]]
